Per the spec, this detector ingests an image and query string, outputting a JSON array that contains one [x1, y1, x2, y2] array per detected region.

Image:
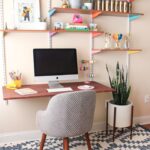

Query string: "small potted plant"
[[106, 62, 132, 128]]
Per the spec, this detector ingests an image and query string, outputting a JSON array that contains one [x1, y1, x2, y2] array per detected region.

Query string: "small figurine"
[[73, 14, 83, 23], [61, 0, 70, 8], [104, 33, 112, 48], [54, 22, 64, 30], [89, 23, 98, 31], [123, 35, 130, 49]]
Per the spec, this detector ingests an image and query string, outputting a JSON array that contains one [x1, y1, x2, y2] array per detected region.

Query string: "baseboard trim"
[[0, 130, 41, 144], [0, 115, 150, 144]]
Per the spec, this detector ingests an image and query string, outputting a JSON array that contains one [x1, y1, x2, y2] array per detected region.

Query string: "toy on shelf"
[[54, 22, 64, 30], [6, 71, 22, 89], [73, 14, 83, 23], [61, 0, 70, 8], [89, 23, 98, 31], [112, 33, 123, 48], [104, 32, 112, 48], [123, 34, 130, 49], [65, 23, 89, 31]]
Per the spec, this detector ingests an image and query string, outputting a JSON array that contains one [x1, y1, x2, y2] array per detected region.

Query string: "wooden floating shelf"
[[92, 48, 142, 55], [0, 29, 51, 33], [0, 29, 103, 34], [54, 7, 143, 18], [51, 29, 104, 34]]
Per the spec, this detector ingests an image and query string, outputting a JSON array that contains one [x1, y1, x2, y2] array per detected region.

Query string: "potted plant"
[[106, 62, 132, 128]]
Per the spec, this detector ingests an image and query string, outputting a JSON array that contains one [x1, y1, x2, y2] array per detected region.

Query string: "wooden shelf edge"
[[54, 7, 143, 17], [51, 29, 104, 34], [92, 48, 142, 55], [1, 29, 51, 33]]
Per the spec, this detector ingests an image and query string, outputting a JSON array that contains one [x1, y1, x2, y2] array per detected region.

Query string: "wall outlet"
[[144, 95, 150, 103]]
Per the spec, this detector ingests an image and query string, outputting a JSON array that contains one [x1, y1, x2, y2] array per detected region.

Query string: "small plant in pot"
[[106, 62, 133, 129]]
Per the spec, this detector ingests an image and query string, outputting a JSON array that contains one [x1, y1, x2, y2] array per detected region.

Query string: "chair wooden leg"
[[63, 137, 69, 150], [85, 132, 92, 150], [40, 133, 47, 150]]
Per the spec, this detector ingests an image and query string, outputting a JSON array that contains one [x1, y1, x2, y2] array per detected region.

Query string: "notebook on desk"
[[15, 88, 37, 95]]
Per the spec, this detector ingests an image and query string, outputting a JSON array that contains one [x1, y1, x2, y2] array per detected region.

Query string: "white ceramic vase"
[[108, 100, 133, 128], [69, 0, 81, 8]]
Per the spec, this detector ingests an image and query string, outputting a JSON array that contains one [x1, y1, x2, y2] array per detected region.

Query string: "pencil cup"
[[14, 80, 22, 88]]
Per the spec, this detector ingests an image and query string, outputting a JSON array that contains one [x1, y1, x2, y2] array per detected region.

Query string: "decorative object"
[[6, 71, 22, 89], [112, 33, 123, 48], [106, 62, 131, 106], [104, 32, 112, 48], [65, 23, 89, 32], [54, 22, 64, 30], [89, 23, 98, 31], [73, 14, 83, 23], [14, 0, 40, 29], [61, 0, 70, 8], [105, 0, 110, 11], [106, 62, 133, 141], [84, 0, 93, 10], [69, 0, 81, 8], [123, 34, 130, 49]]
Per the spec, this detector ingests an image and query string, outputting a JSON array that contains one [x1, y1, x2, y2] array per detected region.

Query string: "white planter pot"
[[69, 0, 81, 8], [108, 100, 133, 128], [19, 22, 47, 30]]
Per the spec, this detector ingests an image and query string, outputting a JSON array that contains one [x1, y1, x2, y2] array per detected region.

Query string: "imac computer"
[[33, 48, 78, 88]]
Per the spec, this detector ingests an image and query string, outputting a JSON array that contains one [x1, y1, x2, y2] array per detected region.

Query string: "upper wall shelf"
[[92, 48, 142, 55], [53, 7, 144, 18]]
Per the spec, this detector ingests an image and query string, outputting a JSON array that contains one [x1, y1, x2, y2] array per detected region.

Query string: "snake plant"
[[106, 62, 131, 105]]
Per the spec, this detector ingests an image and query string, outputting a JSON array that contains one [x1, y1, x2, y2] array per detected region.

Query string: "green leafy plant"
[[106, 62, 131, 105]]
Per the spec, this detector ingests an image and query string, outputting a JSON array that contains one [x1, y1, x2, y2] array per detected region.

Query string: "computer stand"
[[48, 81, 64, 88]]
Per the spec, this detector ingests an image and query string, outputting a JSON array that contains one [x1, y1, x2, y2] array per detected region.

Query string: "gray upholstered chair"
[[36, 90, 96, 150]]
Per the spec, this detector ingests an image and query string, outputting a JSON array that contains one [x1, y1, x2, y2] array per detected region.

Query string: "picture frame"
[[14, 0, 40, 29]]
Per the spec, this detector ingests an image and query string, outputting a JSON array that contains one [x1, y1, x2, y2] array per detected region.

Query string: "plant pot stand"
[[106, 102, 134, 142]]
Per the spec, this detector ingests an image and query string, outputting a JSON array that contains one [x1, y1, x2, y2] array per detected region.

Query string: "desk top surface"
[[2, 81, 114, 100]]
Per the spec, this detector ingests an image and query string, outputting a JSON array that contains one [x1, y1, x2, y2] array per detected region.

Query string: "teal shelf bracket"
[[129, 15, 141, 22], [48, 8, 56, 17]]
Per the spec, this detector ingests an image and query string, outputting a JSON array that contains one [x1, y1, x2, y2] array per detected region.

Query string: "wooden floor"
[[142, 124, 150, 129]]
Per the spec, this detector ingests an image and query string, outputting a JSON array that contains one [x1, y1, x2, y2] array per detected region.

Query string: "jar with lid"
[[128, 2, 132, 13], [110, 0, 114, 12], [123, 1, 128, 13], [101, 0, 105, 11], [105, 0, 110, 11], [114, 0, 119, 12], [119, 0, 123, 12], [97, 0, 102, 10]]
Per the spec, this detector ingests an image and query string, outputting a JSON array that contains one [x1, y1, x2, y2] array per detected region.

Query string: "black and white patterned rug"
[[0, 125, 150, 150]]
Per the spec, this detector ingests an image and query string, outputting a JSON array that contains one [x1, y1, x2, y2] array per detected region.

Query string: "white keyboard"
[[47, 87, 73, 93]]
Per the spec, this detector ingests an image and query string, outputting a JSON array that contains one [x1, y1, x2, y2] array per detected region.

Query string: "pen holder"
[[14, 80, 22, 88]]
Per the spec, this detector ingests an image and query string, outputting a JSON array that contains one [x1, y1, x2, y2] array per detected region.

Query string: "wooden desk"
[[2, 81, 114, 100]]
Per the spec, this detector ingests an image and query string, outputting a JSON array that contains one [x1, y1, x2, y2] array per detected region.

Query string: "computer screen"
[[33, 48, 78, 83]]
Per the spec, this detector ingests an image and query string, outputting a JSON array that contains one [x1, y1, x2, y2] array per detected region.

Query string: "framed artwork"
[[14, 0, 40, 29]]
